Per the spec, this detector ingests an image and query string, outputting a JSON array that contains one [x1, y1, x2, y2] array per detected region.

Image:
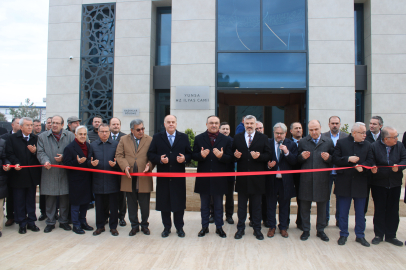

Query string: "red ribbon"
[[4, 164, 404, 178]]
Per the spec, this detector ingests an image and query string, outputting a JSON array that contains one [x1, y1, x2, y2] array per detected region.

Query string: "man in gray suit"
[[298, 120, 334, 242], [322, 116, 348, 227], [37, 115, 75, 233]]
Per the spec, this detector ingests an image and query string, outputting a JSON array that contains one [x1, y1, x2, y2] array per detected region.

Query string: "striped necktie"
[[248, 134, 252, 148]]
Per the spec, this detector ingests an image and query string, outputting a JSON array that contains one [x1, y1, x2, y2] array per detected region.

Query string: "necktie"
[[313, 139, 319, 144], [113, 135, 117, 140], [169, 135, 174, 146], [276, 142, 281, 161], [386, 147, 391, 165], [24, 136, 29, 141], [248, 134, 252, 148], [135, 139, 139, 149]]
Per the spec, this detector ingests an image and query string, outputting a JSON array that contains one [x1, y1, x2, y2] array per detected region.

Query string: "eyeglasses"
[[275, 132, 285, 136], [134, 127, 145, 132], [386, 134, 399, 139]]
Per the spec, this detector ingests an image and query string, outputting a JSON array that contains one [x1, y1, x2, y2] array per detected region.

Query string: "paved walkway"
[[1, 206, 406, 269]]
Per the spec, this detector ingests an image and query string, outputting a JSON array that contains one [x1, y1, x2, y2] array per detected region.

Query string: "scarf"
[[207, 130, 219, 146], [75, 138, 88, 157], [52, 130, 62, 142]]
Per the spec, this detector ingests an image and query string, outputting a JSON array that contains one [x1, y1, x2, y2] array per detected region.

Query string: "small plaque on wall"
[[174, 86, 210, 110], [123, 108, 140, 116]]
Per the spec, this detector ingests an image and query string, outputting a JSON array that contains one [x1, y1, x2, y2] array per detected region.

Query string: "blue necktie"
[[386, 147, 391, 165], [313, 139, 318, 144], [169, 135, 174, 146]]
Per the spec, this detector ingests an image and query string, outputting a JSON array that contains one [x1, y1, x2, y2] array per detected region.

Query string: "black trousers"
[[95, 193, 118, 229], [266, 179, 290, 230], [127, 191, 150, 228], [300, 200, 327, 232], [201, 194, 223, 228], [39, 185, 46, 215], [13, 186, 37, 228], [293, 175, 302, 226], [103, 191, 127, 221], [364, 183, 371, 214], [248, 194, 267, 222], [210, 180, 235, 218], [6, 184, 14, 220], [371, 185, 401, 239], [161, 210, 184, 230], [237, 193, 262, 231]]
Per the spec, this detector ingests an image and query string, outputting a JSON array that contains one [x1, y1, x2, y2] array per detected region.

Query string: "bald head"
[[308, 120, 321, 140]]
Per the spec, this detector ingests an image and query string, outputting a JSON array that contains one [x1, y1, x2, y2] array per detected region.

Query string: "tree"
[[9, 98, 40, 119], [0, 112, 6, 122]]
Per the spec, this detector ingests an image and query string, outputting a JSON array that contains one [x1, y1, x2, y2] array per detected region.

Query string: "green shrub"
[[184, 128, 198, 167]]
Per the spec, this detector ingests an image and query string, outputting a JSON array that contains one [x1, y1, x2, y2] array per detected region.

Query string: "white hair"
[[75, 125, 88, 135], [19, 117, 33, 126], [244, 115, 257, 122], [273, 122, 287, 133], [351, 122, 365, 133]]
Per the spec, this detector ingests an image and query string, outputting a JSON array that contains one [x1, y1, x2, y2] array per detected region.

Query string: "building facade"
[[46, 0, 406, 135]]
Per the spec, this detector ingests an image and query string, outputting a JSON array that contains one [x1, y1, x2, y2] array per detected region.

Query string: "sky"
[[0, 0, 49, 106]]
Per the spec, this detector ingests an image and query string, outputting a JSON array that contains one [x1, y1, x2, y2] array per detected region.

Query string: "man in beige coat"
[[116, 119, 154, 236]]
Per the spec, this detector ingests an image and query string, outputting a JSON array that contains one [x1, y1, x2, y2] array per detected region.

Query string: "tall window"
[[79, 4, 115, 127], [217, 0, 307, 90], [354, 4, 364, 65], [156, 7, 172, 66]]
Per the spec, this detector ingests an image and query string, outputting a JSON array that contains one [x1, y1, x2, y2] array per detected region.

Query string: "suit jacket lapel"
[[238, 133, 248, 150], [137, 135, 148, 153], [249, 132, 260, 148], [212, 133, 223, 149], [161, 131, 172, 148], [172, 130, 181, 149], [203, 132, 212, 149], [73, 141, 84, 156]]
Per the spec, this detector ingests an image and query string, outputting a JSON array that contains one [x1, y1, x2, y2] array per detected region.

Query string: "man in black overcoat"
[[5, 117, 41, 234], [369, 126, 406, 247], [332, 122, 373, 247], [289, 122, 303, 230], [266, 122, 297, 239], [63, 125, 94, 234], [232, 115, 272, 240], [147, 115, 192, 238], [193, 116, 232, 238]]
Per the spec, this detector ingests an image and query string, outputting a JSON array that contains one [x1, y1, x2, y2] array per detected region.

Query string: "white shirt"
[[166, 131, 176, 144], [23, 134, 30, 141], [373, 131, 380, 141], [245, 131, 255, 148], [111, 132, 119, 140]]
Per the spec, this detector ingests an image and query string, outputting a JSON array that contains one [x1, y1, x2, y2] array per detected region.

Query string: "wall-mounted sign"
[[174, 86, 210, 110], [123, 108, 140, 116]]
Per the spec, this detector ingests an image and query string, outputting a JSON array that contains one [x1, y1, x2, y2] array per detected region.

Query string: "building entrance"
[[217, 92, 306, 137]]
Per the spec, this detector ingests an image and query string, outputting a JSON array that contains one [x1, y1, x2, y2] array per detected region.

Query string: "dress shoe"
[[267, 228, 276, 238], [263, 221, 271, 228], [216, 228, 226, 238], [249, 220, 253, 227], [119, 219, 126, 227], [5, 219, 14, 227], [225, 216, 234, 224], [129, 227, 140, 236], [296, 224, 303, 231], [141, 227, 150, 235], [371, 236, 383, 245], [110, 229, 119, 236], [300, 231, 310, 241], [280, 230, 288, 238], [316, 231, 329, 242], [93, 228, 105, 236], [253, 230, 264, 240], [18, 226, 27, 234], [385, 238, 404, 247], [356, 237, 370, 247], [27, 224, 40, 232], [44, 224, 55, 233], [337, 236, 347, 245], [234, 229, 245, 239], [81, 223, 94, 231], [176, 228, 186, 238], [38, 214, 46, 221], [59, 223, 72, 231], [73, 226, 85, 234], [198, 227, 209, 237], [209, 216, 214, 223], [161, 228, 171, 238]]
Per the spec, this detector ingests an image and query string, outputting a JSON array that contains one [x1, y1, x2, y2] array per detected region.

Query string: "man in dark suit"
[[369, 126, 406, 247], [147, 115, 192, 238], [232, 115, 272, 240], [89, 124, 121, 236], [193, 116, 232, 238], [364, 116, 383, 215], [88, 115, 103, 143], [266, 123, 298, 239], [297, 120, 334, 242], [5, 117, 41, 234], [322, 116, 348, 227], [109, 117, 127, 227], [63, 125, 94, 234], [290, 122, 303, 230], [332, 122, 373, 247], [1, 117, 20, 227]]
